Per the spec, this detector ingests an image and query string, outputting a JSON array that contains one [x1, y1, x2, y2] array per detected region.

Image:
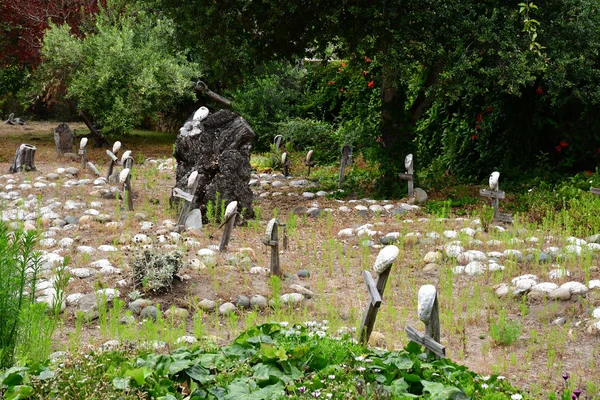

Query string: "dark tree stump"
[[172, 109, 255, 222], [9, 144, 37, 173], [54, 123, 73, 155]]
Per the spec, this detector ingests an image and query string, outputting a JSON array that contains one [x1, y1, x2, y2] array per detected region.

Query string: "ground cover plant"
[[0, 123, 599, 399]]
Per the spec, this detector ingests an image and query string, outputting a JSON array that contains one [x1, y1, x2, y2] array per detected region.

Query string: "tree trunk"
[[9, 144, 36, 173], [67, 99, 109, 147]]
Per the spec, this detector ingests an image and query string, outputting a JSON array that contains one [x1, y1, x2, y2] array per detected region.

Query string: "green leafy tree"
[[33, 1, 201, 143]]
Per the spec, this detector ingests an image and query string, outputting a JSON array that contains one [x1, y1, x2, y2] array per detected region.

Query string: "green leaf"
[[36, 369, 54, 381], [125, 366, 153, 386], [157, 394, 178, 400], [5, 384, 34, 400], [401, 372, 422, 383], [185, 364, 212, 384], [422, 380, 463, 400], [169, 359, 192, 375], [404, 341, 423, 355], [112, 377, 131, 390], [252, 363, 284, 384], [199, 353, 226, 369]]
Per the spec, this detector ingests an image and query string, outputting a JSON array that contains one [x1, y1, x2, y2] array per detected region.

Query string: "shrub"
[[276, 118, 340, 164], [490, 309, 522, 346], [131, 249, 182, 293], [0, 222, 42, 368]]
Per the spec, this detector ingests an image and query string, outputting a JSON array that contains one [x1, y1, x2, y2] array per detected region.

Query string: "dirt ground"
[[1, 122, 599, 398]]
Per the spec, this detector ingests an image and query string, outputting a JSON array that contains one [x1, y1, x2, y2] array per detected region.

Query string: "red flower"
[[376, 136, 382, 143], [476, 113, 483, 123], [475, 125, 481, 130], [327, 80, 335, 85], [471, 134, 478, 139], [556, 145, 563, 152], [364, 56, 372, 63], [367, 81, 375, 89], [586, 170, 593, 176], [362, 71, 368, 76], [340, 88, 345, 92], [560, 140, 568, 148], [486, 106, 493, 113], [341, 62, 346, 67], [337, 68, 344, 73], [536, 87, 544, 95]]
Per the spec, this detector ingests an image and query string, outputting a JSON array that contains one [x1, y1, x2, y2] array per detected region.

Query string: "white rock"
[[443, 230, 458, 239], [531, 282, 558, 293], [560, 281, 588, 295], [98, 245, 117, 252], [549, 269, 570, 280], [444, 244, 464, 258], [337, 228, 354, 238], [84, 209, 100, 216], [423, 251, 442, 263], [465, 261, 486, 275], [372, 246, 399, 274], [592, 307, 600, 319], [249, 266, 269, 275], [66, 293, 85, 305], [589, 280, 600, 289], [70, 268, 93, 278], [77, 245, 95, 253], [417, 285, 437, 323], [96, 288, 120, 302], [132, 234, 150, 244], [90, 259, 113, 269], [452, 265, 465, 274], [461, 227, 477, 237], [488, 263, 505, 272], [566, 236, 586, 245], [426, 232, 441, 240], [564, 245, 582, 256]]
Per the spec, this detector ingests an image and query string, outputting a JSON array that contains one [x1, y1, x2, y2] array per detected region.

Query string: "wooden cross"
[[404, 285, 445, 359], [398, 154, 414, 199], [219, 201, 238, 252], [273, 135, 284, 151], [304, 150, 314, 176], [120, 155, 134, 211], [479, 171, 512, 223], [281, 152, 290, 177], [106, 141, 122, 180], [79, 138, 88, 170], [338, 144, 353, 189], [173, 170, 201, 231], [358, 245, 399, 345], [263, 218, 283, 276]]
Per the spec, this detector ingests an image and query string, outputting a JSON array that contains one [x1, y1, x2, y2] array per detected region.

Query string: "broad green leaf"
[[422, 380, 463, 400], [185, 364, 212, 384], [252, 363, 284, 384], [125, 366, 153, 386], [169, 359, 192, 375], [157, 394, 178, 400], [199, 353, 226, 369], [112, 377, 131, 390], [5, 384, 35, 400], [36, 369, 55, 381]]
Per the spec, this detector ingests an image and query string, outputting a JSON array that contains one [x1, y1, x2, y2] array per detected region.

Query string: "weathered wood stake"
[[404, 284, 445, 359], [219, 201, 238, 252], [106, 141, 121, 180], [338, 144, 353, 189], [480, 171, 512, 223], [281, 152, 289, 177], [121, 156, 134, 211], [79, 138, 88, 170], [173, 170, 201, 231], [274, 135, 284, 151], [87, 162, 102, 176], [263, 218, 281, 276], [398, 154, 414, 199], [304, 150, 314, 176], [358, 245, 399, 345]]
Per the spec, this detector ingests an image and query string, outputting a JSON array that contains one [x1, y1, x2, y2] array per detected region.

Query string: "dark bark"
[[67, 99, 109, 147], [173, 109, 255, 222]]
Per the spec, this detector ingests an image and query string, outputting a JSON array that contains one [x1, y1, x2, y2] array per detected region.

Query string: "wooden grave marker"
[[274, 135, 284, 151], [263, 218, 283, 276], [479, 171, 512, 223], [87, 162, 102, 177], [398, 154, 414, 199], [173, 170, 201, 231], [358, 245, 399, 345], [120, 155, 134, 211], [106, 141, 122, 180], [304, 150, 314, 176], [405, 284, 445, 359], [338, 144, 353, 189], [79, 138, 88, 170], [281, 152, 290, 177], [591, 187, 600, 196], [9, 144, 37, 173], [219, 201, 238, 252]]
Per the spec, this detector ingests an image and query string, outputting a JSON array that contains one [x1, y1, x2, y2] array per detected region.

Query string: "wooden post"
[[591, 187, 600, 196], [219, 201, 238, 252], [282, 152, 289, 177], [398, 154, 414, 199], [274, 135, 284, 151], [480, 171, 512, 223], [121, 156, 134, 211], [338, 144, 353, 189], [79, 138, 88, 170], [9, 144, 37, 173], [263, 218, 281, 277], [358, 245, 399, 345], [404, 284, 446, 359], [173, 170, 201, 231], [304, 150, 314, 177], [106, 141, 121, 180]]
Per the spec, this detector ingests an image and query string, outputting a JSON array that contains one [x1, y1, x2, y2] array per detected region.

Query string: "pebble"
[[296, 269, 310, 278], [250, 295, 268, 309], [198, 299, 216, 311], [141, 306, 158, 320], [219, 302, 236, 315], [235, 296, 251, 309]]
